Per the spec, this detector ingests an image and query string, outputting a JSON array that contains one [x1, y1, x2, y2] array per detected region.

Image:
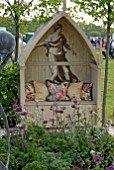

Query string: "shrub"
[[0, 153, 18, 170], [0, 62, 19, 127], [22, 161, 48, 170]]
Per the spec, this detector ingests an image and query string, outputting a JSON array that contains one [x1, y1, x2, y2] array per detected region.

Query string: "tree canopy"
[[0, 0, 61, 60]]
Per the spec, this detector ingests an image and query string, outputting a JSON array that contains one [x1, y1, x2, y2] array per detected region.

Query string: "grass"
[[101, 59, 114, 123]]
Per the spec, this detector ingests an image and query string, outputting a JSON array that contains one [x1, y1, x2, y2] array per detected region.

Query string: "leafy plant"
[[22, 161, 48, 170], [0, 153, 18, 170], [0, 62, 19, 127], [0, 117, 114, 170]]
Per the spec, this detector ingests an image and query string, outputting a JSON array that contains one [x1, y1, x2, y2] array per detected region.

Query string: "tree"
[[0, 0, 61, 62], [71, 0, 114, 125], [0, 0, 36, 61]]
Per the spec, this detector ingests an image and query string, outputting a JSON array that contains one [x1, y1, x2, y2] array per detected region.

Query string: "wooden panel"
[[23, 16, 100, 117], [24, 101, 97, 127]]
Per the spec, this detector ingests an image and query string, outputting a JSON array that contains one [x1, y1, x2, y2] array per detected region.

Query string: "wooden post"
[[62, 0, 66, 12], [20, 41, 25, 109]]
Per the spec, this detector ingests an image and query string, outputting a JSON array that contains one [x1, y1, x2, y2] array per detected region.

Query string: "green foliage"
[[22, 161, 48, 170], [0, 153, 18, 170], [0, 62, 19, 127], [71, 0, 114, 26], [77, 22, 107, 38], [0, 62, 19, 111], [88, 31, 101, 37], [1, 123, 114, 170]]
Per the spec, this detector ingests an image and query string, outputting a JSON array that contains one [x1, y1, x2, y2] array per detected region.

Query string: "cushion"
[[33, 81, 48, 101], [25, 81, 35, 101], [68, 82, 83, 101], [45, 80, 71, 101], [80, 83, 93, 101]]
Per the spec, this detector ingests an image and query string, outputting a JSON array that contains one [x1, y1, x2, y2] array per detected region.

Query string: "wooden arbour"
[[20, 11, 102, 123]]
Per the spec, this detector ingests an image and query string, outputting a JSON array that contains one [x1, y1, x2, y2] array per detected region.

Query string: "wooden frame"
[[20, 11, 102, 124]]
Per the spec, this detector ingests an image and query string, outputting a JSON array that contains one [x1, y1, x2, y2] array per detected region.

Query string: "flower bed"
[[0, 104, 114, 170]]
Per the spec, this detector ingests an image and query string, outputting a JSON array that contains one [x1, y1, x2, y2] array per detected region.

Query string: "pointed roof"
[[24, 11, 98, 65]]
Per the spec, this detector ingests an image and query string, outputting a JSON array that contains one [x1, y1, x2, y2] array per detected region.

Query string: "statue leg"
[[50, 65, 58, 81]]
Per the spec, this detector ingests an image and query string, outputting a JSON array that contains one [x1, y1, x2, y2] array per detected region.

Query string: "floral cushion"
[[45, 80, 71, 101], [25, 81, 35, 101], [80, 83, 93, 101], [68, 82, 83, 101]]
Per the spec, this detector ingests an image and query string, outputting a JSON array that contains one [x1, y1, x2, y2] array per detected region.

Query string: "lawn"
[[101, 59, 114, 123]]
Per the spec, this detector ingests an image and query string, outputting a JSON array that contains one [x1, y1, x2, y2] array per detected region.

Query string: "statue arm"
[[37, 34, 53, 47], [62, 35, 77, 55], [37, 41, 47, 47]]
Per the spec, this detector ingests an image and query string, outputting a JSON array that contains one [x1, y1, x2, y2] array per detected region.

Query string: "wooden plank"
[[25, 100, 96, 106], [28, 61, 89, 66]]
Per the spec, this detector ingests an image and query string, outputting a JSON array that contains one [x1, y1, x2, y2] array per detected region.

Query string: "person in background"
[[110, 40, 114, 59], [11, 33, 26, 67]]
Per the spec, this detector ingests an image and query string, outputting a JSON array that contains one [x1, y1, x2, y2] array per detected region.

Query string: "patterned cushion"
[[25, 81, 35, 101], [45, 80, 71, 101], [80, 83, 93, 101], [33, 81, 48, 101], [68, 82, 83, 101]]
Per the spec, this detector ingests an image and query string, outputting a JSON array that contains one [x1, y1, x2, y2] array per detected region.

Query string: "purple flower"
[[59, 110, 64, 114], [55, 109, 60, 113], [18, 123, 26, 130], [13, 104, 18, 109], [61, 106, 66, 110], [41, 108, 44, 112], [9, 128, 14, 134], [20, 111, 27, 116], [18, 132, 22, 137], [16, 107, 22, 112], [73, 99, 78, 104], [43, 120, 48, 124], [108, 166, 114, 170], [92, 155, 103, 163], [89, 110, 93, 114], [71, 104, 75, 108], [21, 145, 26, 150]]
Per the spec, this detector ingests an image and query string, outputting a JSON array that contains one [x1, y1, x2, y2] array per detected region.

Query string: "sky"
[[0, 0, 102, 26], [67, 0, 102, 26]]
